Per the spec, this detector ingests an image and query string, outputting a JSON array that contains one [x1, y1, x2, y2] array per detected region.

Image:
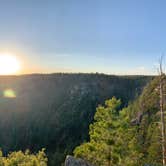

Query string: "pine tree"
[[74, 97, 124, 166]]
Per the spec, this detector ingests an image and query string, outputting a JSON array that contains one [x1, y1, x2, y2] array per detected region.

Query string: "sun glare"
[[0, 53, 20, 75]]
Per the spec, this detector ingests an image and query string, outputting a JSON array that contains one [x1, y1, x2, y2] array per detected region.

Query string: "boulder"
[[65, 155, 92, 166]]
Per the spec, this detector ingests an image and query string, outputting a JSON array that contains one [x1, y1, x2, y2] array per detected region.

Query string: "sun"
[[0, 53, 20, 75]]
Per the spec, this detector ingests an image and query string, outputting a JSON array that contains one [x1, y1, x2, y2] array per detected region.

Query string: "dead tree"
[[159, 59, 166, 165]]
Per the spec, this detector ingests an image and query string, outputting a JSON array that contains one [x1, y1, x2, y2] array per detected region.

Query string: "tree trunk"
[[159, 63, 166, 165]]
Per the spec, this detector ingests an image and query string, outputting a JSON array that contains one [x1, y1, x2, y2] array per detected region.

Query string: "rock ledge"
[[65, 155, 92, 166]]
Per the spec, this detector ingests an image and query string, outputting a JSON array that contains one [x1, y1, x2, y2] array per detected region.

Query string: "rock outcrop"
[[65, 155, 92, 166]]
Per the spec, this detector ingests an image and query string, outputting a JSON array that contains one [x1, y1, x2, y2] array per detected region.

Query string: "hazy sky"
[[0, 0, 166, 75]]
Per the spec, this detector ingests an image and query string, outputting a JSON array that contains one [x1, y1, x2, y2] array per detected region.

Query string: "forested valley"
[[74, 74, 166, 166], [0, 73, 152, 165]]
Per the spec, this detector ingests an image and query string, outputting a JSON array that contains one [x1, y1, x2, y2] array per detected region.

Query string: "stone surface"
[[65, 155, 92, 166]]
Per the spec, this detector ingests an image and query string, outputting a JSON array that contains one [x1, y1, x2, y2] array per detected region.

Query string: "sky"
[[0, 0, 166, 75]]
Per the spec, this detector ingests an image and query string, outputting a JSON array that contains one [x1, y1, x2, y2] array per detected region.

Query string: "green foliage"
[[74, 97, 123, 165], [0, 74, 151, 165], [74, 76, 166, 166], [0, 149, 47, 166], [73, 97, 145, 166]]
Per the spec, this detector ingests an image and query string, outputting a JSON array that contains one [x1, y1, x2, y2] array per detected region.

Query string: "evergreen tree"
[[74, 97, 125, 166], [0, 149, 47, 166]]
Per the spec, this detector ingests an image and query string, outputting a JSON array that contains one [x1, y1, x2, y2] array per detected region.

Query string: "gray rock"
[[131, 111, 143, 125], [65, 155, 92, 166]]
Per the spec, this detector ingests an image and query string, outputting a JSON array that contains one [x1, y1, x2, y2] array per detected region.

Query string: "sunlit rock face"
[[65, 156, 92, 166]]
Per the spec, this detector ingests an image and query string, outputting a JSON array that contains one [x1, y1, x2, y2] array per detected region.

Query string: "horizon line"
[[0, 72, 156, 77]]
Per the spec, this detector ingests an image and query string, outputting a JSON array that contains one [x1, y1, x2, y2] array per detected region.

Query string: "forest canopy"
[[0, 149, 47, 166], [0, 74, 151, 165], [74, 76, 165, 166]]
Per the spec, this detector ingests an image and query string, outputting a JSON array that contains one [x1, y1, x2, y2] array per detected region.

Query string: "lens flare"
[[3, 89, 16, 98]]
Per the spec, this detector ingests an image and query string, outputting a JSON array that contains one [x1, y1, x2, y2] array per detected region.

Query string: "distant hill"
[[0, 73, 153, 165]]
